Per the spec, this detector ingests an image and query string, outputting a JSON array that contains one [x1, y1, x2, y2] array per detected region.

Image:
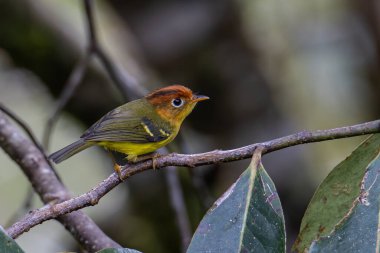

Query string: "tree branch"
[[83, 0, 98, 48], [6, 119, 380, 238], [0, 111, 121, 251]]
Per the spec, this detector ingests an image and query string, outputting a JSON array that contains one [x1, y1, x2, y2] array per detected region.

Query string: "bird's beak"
[[192, 94, 209, 102]]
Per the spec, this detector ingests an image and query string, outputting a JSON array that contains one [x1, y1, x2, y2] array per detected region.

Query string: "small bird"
[[49, 85, 209, 177]]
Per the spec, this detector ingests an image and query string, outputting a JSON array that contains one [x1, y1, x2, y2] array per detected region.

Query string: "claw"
[[106, 150, 124, 180], [152, 153, 160, 170], [114, 163, 123, 180]]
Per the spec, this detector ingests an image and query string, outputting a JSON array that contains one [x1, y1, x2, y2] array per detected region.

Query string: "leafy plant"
[[185, 134, 380, 252]]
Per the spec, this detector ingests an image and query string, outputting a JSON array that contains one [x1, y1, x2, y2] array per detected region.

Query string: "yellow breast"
[[97, 134, 175, 162]]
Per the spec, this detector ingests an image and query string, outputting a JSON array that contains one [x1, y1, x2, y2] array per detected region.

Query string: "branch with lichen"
[[5, 118, 380, 239]]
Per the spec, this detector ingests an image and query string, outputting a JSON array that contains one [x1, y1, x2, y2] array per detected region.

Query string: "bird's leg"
[[107, 150, 123, 180], [125, 152, 160, 170], [114, 163, 123, 180]]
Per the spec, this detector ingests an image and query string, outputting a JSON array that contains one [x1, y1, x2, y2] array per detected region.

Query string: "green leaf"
[[187, 151, 286, 253], [0, 227, 24, 253], [293, 134, 380, 252], [96, 248, 142, 253]]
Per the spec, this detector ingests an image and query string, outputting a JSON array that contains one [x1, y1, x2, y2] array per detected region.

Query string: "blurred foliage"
[[0, 0, 379, 252]]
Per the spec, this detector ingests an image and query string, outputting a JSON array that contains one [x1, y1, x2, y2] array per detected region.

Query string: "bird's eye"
[[171, 98, 183, 108]]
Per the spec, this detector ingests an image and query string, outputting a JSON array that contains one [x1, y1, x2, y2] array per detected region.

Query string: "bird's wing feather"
[[81, 107, 171, 143]]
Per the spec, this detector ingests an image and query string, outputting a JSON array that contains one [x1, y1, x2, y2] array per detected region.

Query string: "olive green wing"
[[81, 108, 171, 143]]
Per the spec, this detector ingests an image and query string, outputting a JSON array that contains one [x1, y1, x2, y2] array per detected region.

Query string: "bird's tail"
[[49, 139, 93, 163]]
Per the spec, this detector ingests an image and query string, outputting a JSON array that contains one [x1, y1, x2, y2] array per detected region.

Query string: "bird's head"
[[146, 85, 209, 126]]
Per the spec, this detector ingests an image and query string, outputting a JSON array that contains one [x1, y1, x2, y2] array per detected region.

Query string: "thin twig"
[[95, 46, 145, 100], [6, 119, 380, 238], [0, 103, 45, 154], [83, 0, 145, 101], [42, 53, 90, 149], [83, 0, 98, 48], [0, 111, 121, 251]]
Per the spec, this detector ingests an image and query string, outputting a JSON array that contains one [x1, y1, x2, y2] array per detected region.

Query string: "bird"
[[49, 85, 209, 178]]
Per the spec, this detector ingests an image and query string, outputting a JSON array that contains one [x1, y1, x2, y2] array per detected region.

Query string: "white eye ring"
[[171, 98, 184, 107]]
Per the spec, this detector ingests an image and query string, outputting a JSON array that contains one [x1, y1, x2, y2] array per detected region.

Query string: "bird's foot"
[[113, 163, 123, 180], [126, 153, 160, 170]]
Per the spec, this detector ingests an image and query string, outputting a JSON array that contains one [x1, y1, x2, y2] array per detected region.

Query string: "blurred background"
[[0, 0, 379, 252]]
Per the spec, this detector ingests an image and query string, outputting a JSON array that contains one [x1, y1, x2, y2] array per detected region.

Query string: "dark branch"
[[7, 119, 380, 237]]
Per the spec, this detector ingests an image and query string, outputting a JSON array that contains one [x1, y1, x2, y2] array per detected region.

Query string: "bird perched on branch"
[[49, 85, 209, 178]]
